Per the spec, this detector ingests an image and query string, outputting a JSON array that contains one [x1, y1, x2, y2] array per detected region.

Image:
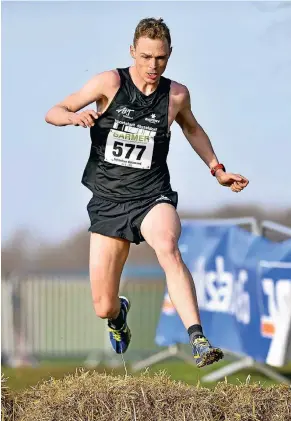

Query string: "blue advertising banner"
[[155, 222, 291, 366]]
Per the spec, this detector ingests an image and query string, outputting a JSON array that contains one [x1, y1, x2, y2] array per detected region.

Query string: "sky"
[[2, 1, 291, 243]]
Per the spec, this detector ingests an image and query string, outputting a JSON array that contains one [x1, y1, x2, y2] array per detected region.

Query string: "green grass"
[[145, 359, 291, 388], [3, 359, 291, 392]]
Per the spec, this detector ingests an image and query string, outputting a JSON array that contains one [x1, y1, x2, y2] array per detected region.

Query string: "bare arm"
[[175, 86, 221, 173], [45, 71, 119, 127], [175, 86, 249, 191]]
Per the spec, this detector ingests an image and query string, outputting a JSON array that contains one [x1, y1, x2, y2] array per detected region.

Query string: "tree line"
[[2, 205, 291, 278]]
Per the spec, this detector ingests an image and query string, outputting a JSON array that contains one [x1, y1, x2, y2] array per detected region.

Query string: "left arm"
[[175, 86, 249, 192], [175, 88, 219, 171]]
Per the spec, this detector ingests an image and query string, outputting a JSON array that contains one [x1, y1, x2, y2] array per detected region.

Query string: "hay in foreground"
[[2, 370, 291, 421], [1, 375, 15, 421]]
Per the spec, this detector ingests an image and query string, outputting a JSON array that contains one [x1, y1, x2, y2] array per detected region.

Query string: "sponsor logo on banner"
[[261, 262, 291, 338], [192, 256, 250, 324], [156, 225, 291, 366], [260, 262, 291, 338], [260, 278, 277, 338], [259, 261, 291, 366]]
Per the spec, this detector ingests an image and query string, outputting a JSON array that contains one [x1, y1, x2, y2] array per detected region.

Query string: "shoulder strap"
[[116, 67, 130, 84], [159, 75, 171, 94]]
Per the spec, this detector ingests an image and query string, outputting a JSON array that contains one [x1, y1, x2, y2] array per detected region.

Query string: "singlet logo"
[[145, 113, 160, 124], [116, 107, 134, 119], [156, 195, 171, 202]]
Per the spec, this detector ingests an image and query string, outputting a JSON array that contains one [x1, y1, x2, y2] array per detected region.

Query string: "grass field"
[[3, 358, 291, 392]]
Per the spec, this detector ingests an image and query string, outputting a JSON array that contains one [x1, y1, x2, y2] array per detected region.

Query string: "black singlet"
[[81, 67, 174, 201]]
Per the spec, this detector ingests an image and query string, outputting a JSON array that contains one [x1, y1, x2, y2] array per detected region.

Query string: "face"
[[130, 37, 172, 84]]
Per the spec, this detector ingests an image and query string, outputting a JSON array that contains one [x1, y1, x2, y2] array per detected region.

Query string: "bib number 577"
[[113, 141, 146, 160]]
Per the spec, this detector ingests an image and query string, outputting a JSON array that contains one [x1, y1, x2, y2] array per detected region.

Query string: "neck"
[[129, 66, 160, 95]]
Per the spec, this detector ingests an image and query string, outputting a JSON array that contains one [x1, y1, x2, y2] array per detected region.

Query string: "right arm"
[[45, 71, 119, 127]]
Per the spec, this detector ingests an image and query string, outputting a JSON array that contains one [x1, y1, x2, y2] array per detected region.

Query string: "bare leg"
[[141, 203, 201, 329], [89, 233, 130, 319]]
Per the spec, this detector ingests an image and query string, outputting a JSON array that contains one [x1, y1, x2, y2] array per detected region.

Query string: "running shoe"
[[191, 336, 224, 368], [108, 296, 131, 354]]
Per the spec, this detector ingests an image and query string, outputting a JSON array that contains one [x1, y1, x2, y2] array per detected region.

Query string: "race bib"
[[104, 129, 154, 169]]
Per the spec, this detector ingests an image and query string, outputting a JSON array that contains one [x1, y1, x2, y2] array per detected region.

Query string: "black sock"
[[108, 307, 124, 330], [187, 324, 204, 339]]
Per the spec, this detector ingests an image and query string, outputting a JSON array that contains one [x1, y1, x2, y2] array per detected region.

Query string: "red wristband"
[[211, 163, 225, 176]]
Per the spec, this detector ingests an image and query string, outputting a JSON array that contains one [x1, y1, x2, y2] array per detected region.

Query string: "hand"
[[215, 170, 249, 193], [69, 110, 102, 128]]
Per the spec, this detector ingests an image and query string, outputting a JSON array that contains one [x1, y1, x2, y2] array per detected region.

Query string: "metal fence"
[[1, 274, 166, 366], [1, 218, 290, 367]]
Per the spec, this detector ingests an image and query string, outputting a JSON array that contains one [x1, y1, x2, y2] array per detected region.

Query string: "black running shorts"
[[87, 192, 178, 245]]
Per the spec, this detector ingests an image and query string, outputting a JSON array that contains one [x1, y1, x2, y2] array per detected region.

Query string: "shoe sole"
[[196, 348, 224, 368]]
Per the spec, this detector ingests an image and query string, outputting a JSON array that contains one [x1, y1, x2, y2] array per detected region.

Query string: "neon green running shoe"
[[191, 336, 224, 368]]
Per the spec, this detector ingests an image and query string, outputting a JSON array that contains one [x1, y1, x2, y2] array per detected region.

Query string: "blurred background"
[[2, 0, 291, 390]]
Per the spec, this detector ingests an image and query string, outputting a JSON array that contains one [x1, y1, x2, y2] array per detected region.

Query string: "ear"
[[130, 45, 136, 59], [169, 46, 173, 58]]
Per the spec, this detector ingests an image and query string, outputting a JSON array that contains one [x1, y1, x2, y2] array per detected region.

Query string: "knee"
[[154, 235, 181, 265], [92, 295, 119, 319]]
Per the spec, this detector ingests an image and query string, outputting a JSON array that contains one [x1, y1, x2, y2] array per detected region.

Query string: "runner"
[[45, 18, 249, 367]]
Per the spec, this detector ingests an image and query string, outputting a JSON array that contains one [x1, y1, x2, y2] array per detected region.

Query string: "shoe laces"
[[109, 328, 122, 342], [194, 337, 209, 346], [109, 324, 128, 342]]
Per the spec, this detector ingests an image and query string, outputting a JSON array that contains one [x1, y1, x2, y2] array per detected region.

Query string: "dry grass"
[[1, 375, 15, 421], [2, 370, 291, 421]]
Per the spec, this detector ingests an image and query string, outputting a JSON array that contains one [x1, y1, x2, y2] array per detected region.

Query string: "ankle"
[[187, 324, 204, 339], [108, 307, 125, 330]]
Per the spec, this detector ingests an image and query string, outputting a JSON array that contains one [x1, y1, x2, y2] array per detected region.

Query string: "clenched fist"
[[69, 110, 102, 128]]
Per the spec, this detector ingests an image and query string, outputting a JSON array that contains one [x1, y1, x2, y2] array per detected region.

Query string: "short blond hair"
[[133, 18, 171, 48]]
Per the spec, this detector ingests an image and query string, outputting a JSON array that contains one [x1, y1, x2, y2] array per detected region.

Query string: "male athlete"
[[45, 18, 249, 367]]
